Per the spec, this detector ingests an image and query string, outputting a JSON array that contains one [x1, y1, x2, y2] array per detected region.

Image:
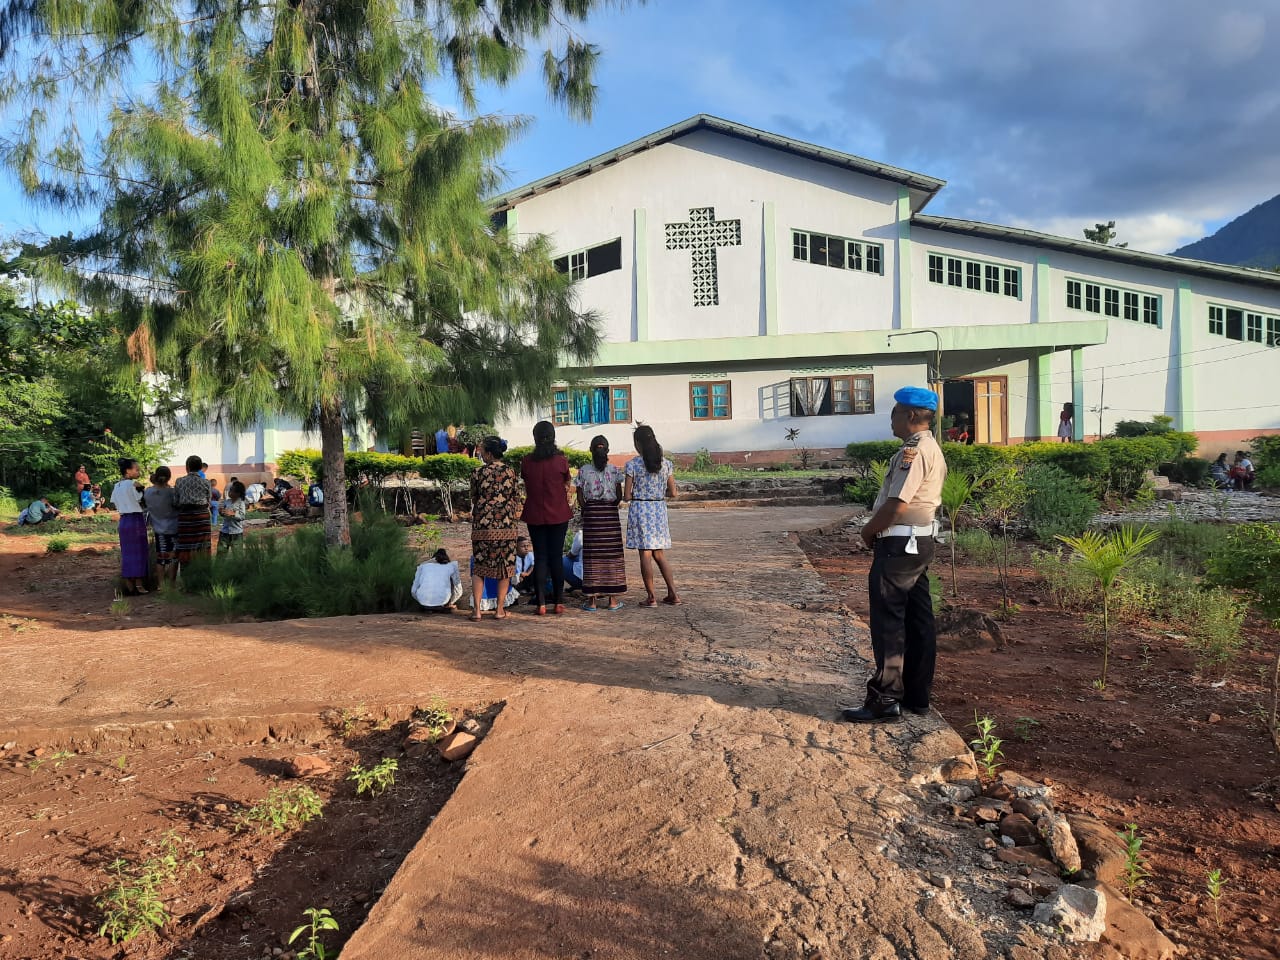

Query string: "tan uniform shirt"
[[872, 430, 947, 526]]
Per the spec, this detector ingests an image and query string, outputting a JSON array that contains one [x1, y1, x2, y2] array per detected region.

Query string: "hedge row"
[[277, 446, 592, 485], [845, 432, 1198, 499]]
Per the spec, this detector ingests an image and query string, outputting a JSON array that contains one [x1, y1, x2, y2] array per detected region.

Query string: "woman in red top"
[[520, 421, 575, 615]]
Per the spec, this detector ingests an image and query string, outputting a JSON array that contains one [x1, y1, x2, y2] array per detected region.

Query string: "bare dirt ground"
[[3, 506, 1178, 960], [802, 525, 1280, 960]]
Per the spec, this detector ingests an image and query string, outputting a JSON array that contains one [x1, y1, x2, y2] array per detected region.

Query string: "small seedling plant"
[[416, 698, 454, 741], [1118, 823, 1150, 896], [96, 832, 203, 944], [1205, 868, 1225, 927], [1057, 525, 1160, 689], [968, 713, 1004, 778], [236, 786, 323, 833], [289, 906, 340, 960], [348, 757, 398, 797]]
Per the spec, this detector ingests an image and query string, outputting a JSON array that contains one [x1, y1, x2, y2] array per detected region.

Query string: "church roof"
[[915, 215, 1280, 291], [490, 114, 946, 212]]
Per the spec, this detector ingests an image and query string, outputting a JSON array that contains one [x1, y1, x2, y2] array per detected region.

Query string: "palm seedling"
[[1057, 524, 1160, 689], [940, 472, 976, 597]]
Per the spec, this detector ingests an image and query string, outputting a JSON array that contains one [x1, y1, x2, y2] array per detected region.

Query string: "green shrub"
[[843, 441, 902, 476], [1031, 547, 1098, 609], [1151, 514, 1230, 575], [1113, 415, 1174, 437], [942, 443, 1014, 480], [954, 528, 1000, 565], [1206, 522, 1280, 619], [182, 511, 420, 619], [1161, 456, 1210, 487], [1248, 434, 1280, 470], [418, 453, 481, 483], [843, 477, 879, 507], [276, 449, 320, 482], [46, 534, 72, 553], [1022, 462, 1098, 543], [1094, 437, 1169, 499], [1258, 465, 1280, 489], [503, 446, 592, 474], [1169, 587, 1248, 668]]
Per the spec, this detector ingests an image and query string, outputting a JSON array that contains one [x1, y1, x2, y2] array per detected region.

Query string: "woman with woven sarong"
[[468, 438, 523, 622], [111, 458, 150, 595], [173, 454, 213, 567], [575, 435, 626, 611]]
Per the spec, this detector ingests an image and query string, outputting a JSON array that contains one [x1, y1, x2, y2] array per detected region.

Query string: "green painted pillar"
[[1036, 353, 1055, 439], [762, 201, 779, 336], [1175, 279, 1195, 432], [507, 207, 518, 243], [1032, 258, 1055, 440], [1071, 348, 1085, 441], [634, 207, 649, 342], [262, 415, 278, 464], [896, 187, 912, 329]]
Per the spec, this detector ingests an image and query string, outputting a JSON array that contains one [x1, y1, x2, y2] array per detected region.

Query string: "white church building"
[[491, 115, 1280, 461], [167, 115, 1280, 477]]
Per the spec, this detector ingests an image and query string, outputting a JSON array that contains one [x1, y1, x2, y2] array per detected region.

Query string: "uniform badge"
[[900, 448, 918, 470]]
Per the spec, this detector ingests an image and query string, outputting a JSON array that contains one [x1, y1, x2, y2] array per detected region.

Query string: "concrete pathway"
[[4, 507, 1055, 959]]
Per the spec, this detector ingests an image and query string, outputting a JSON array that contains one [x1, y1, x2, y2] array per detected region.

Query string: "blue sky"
[[4, 0, 1276, 254]]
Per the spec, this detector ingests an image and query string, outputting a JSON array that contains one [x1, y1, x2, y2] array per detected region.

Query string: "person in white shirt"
[[111, 457, 150, 595], [562, 530, 583, 591], [411, 548, 463, 612]]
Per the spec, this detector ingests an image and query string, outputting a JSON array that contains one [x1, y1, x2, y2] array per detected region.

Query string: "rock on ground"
[[1033, 884, 1107, 943]]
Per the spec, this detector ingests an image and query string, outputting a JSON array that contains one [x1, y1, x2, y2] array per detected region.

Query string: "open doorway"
[[943, 377, 1008, 445]]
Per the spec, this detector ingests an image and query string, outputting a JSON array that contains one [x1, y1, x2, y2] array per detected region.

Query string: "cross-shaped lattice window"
[[665, 207, 742, 307]]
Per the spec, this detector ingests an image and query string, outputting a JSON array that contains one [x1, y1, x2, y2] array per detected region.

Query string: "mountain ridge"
[[1171, 194, 1280, 269]]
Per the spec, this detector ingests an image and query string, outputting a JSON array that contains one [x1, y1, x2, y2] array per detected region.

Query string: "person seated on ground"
[[468, 556, 519, 612], [411, 548, 464, 612], [265, 476, 294, 503], [563, 529, 583, 592], [282, 484, 307, 514], [945, 412, 971, 444], [307, 480, 324, 507], [513, 536, 536, 594], [1230, 451, 1255, 491], [90, 484, 104, 510], [79, 483, 96, 514], [1210, 453, 1232, 489], [18, 496, 60, 526], [244, 481, 266, 505]]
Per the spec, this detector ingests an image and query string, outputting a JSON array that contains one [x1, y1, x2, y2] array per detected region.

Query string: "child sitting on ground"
[[513, 536, 536, 594], [79, 483, 96, 514], [411, 548, 464, 612], [218, 480, 247, 551]]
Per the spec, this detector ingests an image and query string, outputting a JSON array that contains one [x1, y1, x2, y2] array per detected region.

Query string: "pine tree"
[[0, 1, 619, 545]]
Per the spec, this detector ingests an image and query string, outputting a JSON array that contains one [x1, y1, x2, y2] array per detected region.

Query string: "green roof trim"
[[491, 115, 946, 212], [914, 215, 1280, 292]]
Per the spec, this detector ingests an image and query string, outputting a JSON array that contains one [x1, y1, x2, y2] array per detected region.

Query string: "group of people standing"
[[110, 455, 250, 594], [453, 421, 681, 620]]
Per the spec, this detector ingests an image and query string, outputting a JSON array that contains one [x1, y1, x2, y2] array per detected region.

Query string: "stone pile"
[[1096, 488, 1280, 526], [934, 767, 1176, 959]]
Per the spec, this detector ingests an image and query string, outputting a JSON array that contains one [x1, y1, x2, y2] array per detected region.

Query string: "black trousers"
[[866, 535, 937, 708], [527, 522, 569, 606]]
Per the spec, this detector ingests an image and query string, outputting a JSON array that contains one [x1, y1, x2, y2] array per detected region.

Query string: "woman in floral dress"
[[469, 437, 523, 621], [624, 425, 681, 607], [575, 435, 627, 611]]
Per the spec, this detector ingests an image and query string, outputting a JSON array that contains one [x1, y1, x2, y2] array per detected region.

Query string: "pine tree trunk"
[[318, 400, 350, 548]]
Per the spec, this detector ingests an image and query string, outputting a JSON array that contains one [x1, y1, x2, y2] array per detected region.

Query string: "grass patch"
[[181, 509, 420, 620], [953, 528, 1001, 565]]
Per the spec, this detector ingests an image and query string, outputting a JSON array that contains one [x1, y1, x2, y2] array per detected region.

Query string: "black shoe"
[[841, 701, 902, 723], [902, 703, 931, 716]]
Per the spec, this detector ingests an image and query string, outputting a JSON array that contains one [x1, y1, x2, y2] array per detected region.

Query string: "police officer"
[[842, 386, 947, 723]]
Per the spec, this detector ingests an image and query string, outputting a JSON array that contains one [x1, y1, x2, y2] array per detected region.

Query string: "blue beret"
[[893, 386, 939, 411]]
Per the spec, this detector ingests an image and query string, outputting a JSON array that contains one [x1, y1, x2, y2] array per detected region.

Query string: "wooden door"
[[973, 377, 1008, 445]]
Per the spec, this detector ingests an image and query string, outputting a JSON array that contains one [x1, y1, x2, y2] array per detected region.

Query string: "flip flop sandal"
[[640, 598, 658, 608], [581, 603, 599, 612], [661, 596, 683, 605], [469, 613, 483, 622], [605, 601, 624, 611]]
